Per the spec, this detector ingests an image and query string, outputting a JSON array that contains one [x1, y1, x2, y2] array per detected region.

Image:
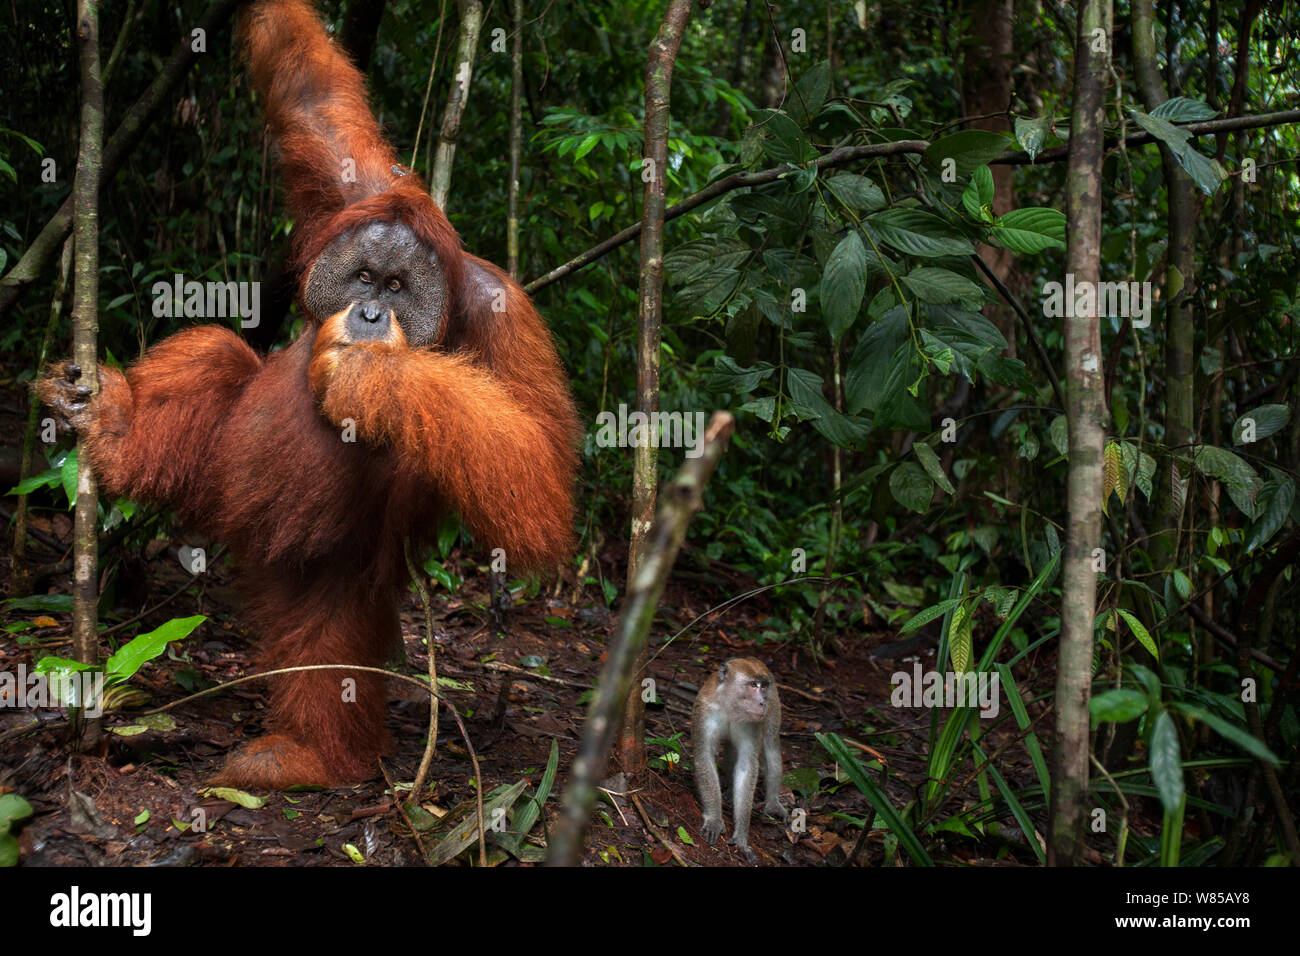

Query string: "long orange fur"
[[39, 0, 579, 788]]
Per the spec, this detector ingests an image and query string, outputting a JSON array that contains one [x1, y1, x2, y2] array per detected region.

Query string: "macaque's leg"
[[695, 723, 725, 844], [729, 739, 759, 862], [762, 716, 788, 819]]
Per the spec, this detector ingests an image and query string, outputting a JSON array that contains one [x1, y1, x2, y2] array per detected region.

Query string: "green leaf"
[[1233, 404, 1291, 444], [710, 355, 774, 393], [1013, 115, 1054, 161], [912, 441, 955, 494], [1150, 96, 1218, 122], [845, 306, 908, 415], [1129, 109, 1227, 195], [665, 238, 749, 285], [1089, 688, 1150, 725], [901, 267, 985, 308], [869, 209, 974, 258], [5, 593, 74, 613], [961, 165, 995, 221], [787, 368, 869, 446], [890, 462, 934, 513], [1135, 449, 1157, 500], [825, 173, 886, 212], [994, 664, 1051, 800], [1244, 477, 1294, 553], [789, 60, 831, 127], [7, 464, 62, 497], [1170, 568, 1192, 601], [1177, 147, 1230, 195], [1049, 416, 1069, 457], [1116, 608, 1158, 661], [60, 449, 79, 507], [947, 602, 972, 673], [874, 346, 930, 432], [739, 396, 776, 422], [204, 787, 267, 809], [989, 207, 1066, 253], [970, 739, 1046, 864], [1173, 704, 1279, 765], [761, 111, 816, 164], [821, 231, 869, 341], [818, 733, 933, 866], [104, 615, 207, 683], [1189, 445, 1262, 520], [0, 794, 34, 829], [573, 133, 600, 160], [923, 130, 1009, 177], [1128, 662, 1163, 702], [898, 598, 963, 633], [494, 739, 561, 858], [1148, 710, 1184, 814]]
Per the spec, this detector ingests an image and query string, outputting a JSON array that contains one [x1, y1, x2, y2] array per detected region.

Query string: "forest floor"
[[0, 376, 1055, 868]]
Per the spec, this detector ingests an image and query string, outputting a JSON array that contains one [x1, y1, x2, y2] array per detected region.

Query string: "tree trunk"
[[1048, 0, 1111, 867], [71, 0, 106, 745], [429, 0, 484, 210], [1133, 0, 1198, 569], [507, 0, 524, 278], [616, 0, 694, 778]]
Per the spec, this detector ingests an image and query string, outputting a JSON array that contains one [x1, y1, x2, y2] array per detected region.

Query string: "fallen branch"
[[548, 411, 736, 866]]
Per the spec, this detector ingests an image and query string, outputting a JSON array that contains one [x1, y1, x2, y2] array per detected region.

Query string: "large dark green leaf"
[[1232, 403, 1291, 444], [874, 345, 930, 432], [826, 172, 886, 212], [787, 367, 870, 446], [961, 165, 995, 221], [1244, 476, 1295, 552], [709, 355, 774, 393], [1188, 444, 1262, 519], [788, 60, 830, 127], [760, 110, 817, 164], [821, 230, 869, 341], [1148, 710, 1184, 814], [989, 207, 1066, 253], [1173, 704, 1279, 765], [1129, 109, 1227, 195], [845, 305, 908, 415], [912, 441, 955, 494], [889, 461, 934, 512], [729, 189, 810, 229], [902, 266, 985, 308], [1089, 689, 1150, 725], [868, 209, 974, 258], [923, 130, 1009, 177], [674, 267, 741, 315], [1150, 96, 1218, 122], [664, 238, 748, 285], [932, 307, 1008, 351]]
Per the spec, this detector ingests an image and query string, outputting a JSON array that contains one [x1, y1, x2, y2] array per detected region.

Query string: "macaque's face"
[[725, 664, 771, 721], [304, 220, 448, 347]]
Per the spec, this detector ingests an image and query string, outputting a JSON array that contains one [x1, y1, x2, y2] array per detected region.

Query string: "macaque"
[[692, 657, 788, 862]]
